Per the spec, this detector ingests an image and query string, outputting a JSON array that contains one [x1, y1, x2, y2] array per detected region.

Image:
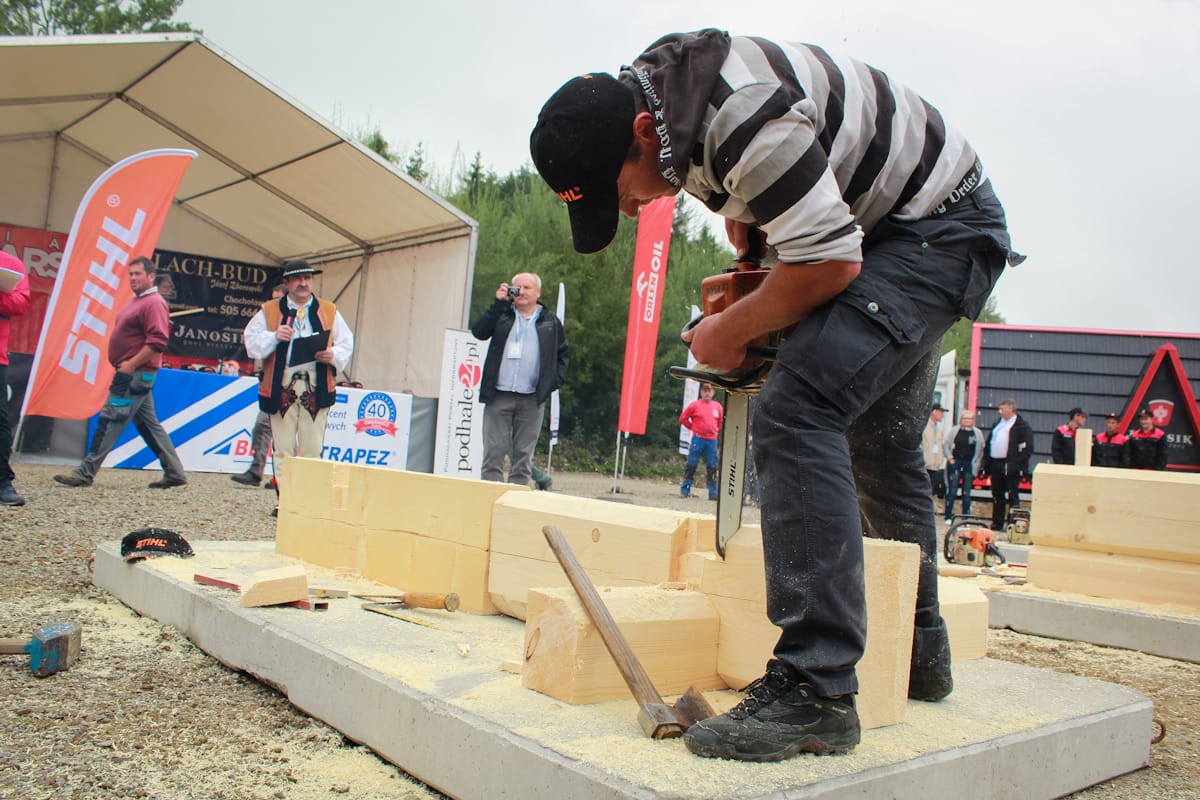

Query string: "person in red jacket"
[[679, 382, 724, 499], [0, 252, 32, 506], [1127, 408, 1167, 470]]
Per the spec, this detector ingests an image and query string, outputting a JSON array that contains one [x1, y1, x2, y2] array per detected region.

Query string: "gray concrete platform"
[[94, 541, 1153, 800], [984, 583, 1200, 664]]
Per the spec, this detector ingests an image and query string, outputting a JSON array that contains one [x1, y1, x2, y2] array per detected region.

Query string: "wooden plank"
[[237, 564, 309, 608], [1029, 464, 1200, 562], [521, 586, 725, 704], [1027, 546, 1200, 608]]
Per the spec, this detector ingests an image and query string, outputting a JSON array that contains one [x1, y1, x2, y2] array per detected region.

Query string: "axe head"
[[29, 621, 82, 677]]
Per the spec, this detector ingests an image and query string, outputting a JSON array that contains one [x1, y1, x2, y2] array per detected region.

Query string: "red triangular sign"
[[1119, 343, 1200, 471]]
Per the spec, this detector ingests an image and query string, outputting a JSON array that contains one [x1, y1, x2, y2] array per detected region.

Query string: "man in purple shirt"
[[54, 257, 187, 489]]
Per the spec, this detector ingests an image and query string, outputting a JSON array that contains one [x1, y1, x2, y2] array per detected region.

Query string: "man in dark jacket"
[[1127, 408, 1167, 470], [1050, 407, 1088, 465], [470, 273, 568, 486], [981, 398, 1033, 531], [1092, 412, 1129, 468]]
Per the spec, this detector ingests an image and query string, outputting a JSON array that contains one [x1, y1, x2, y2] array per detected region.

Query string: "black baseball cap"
[[1138, 407, 1153, 417], [1068, 407, 1086, 418], [530, 73, 636, 254], [1105, 412, 1120, 420], [121, 527, 195, 562], [931, 403, 947, 412]]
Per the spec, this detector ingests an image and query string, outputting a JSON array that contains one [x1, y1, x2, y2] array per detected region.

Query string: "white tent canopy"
[[0, 33, 477, 396]]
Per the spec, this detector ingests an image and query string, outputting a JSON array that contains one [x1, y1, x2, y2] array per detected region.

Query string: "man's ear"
[[631, 111, 658, 146]]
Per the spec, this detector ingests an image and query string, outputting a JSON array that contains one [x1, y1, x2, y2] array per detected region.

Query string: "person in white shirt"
[[981, 399, 1033, 531], [243, 260, 353, 514], [921, 404, 948, 501]]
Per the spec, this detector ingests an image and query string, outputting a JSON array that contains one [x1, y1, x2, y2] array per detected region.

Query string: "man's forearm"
[[120, 345, 159, 371]]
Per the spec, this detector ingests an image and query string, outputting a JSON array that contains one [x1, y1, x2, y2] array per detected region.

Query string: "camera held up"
[[507, 285, 522, 299]]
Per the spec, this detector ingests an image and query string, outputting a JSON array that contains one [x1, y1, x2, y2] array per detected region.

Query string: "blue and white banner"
[[93, 369, 412, 473], [321, 386, 411, 469]]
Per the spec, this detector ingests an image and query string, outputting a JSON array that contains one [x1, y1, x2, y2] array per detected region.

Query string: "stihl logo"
[[557, 187, 583, 203], [135, 537, 168, 549]]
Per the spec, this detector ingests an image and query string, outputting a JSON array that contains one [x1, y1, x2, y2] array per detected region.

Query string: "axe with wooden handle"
[[541, 525, 716, 739]]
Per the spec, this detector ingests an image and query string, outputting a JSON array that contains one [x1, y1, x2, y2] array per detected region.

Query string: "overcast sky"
[[179, 0, 1200, 334]]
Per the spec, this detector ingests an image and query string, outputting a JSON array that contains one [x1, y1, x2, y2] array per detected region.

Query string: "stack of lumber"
[[1027, 464, 1200, 608]]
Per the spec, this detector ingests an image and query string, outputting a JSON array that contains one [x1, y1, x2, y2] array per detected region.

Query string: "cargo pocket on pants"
[[781, 271, 928, 406]]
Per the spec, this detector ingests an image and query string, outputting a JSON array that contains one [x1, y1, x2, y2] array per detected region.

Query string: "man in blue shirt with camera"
[[470, 273, 568, 487]]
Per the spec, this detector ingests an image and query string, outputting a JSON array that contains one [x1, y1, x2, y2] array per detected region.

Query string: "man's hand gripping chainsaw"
[[667, 228, 786, 393]]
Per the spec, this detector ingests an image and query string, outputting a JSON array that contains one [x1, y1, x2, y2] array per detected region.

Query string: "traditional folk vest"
[[257, 296, 338, 414]]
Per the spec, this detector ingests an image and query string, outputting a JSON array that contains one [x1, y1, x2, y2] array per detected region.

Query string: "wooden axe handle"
[[0, 638, 27, 655], [542, 526, 666, 711], [401, 592, 459, 612]]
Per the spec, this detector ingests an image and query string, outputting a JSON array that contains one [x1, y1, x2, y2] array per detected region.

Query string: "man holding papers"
[[243, 260, 353, 514]]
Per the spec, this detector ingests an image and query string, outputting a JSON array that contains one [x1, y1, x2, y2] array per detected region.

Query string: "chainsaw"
[[669, 228, 788, 558], [943, 515, 1007, 568]]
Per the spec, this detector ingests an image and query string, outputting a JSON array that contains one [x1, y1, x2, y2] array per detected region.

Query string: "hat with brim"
[[531, 73, 635, 254], [281, 258, 322, 279]]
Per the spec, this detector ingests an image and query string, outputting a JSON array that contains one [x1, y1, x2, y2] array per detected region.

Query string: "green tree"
[[358, 128, 400, 164], [942, 295, 1005, 373], [405, 143, 429, 184], [1, 0, 193, 35]]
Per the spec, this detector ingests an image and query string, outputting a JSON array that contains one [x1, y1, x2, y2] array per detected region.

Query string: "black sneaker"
[[148, 477, 187, 489], [0, 482, 25, 507], [230, 471, 261, 486], [684, 660, 860, 761], [535, 475, 552, 491]]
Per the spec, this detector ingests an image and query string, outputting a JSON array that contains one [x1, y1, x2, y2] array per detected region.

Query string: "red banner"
[[617, 197, 674, 434], [21, 149, 196, 420], [0, 224, 66, 355]]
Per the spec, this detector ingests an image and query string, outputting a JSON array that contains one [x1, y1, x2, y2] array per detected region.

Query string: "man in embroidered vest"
[[243, 260, 354, 514], [54, 257, 188, 490]]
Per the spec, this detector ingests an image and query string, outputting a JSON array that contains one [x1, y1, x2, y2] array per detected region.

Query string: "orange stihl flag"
[[20, 149, 196, 420]]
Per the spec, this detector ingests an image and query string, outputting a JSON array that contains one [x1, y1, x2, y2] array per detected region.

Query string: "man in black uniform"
[[1050, 407, 1087, 465], [1127, 409, 1167, 470], [1092, 412, 1128, 468]]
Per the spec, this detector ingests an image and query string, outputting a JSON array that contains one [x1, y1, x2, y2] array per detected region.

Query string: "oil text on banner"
[[21, 149, 197, 420], [617, 197, 674, 435]]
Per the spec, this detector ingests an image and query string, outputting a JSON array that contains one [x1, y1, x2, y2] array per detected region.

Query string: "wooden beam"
[[1027, 546, 1200, 608]]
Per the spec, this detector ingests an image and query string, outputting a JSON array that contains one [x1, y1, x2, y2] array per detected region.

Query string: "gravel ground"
[[1, 463, 1194, 799]]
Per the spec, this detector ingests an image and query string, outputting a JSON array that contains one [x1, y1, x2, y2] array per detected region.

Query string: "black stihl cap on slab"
[[530, 73, 635, 254], [121, 528, 195, 562]]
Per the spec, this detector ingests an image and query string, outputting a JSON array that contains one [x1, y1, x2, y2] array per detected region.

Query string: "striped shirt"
[[627, 30, 981, 264]]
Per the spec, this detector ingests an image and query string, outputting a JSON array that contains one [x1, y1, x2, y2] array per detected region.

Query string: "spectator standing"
[[243, 260, 354, 515], [1051, 407, 1088, 465], [233, 284, 286, 488], [922, 404, 948, 500], [1127, 408, 1167, 470], [0, 252, 32, 506], [54, 257, 187, 490], [679, 382, 724, 500], [943, 410, 982, 522], [1092, 412, 1129, 468], [470, 273, 568, 487], [981, 399, 1033, 531]]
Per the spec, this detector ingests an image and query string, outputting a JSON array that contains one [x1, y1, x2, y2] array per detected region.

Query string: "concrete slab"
[[984, 583, 1200, 664], [94, 541, 1153, 800]]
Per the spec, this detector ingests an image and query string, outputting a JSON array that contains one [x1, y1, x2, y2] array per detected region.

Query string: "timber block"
[[488, 492, 711, 620], [937, 576, 989, 661], [361, 468, 526, 550], [521, 586, 726, 703], [679, 526, 919, 730], [364, 529, 496, 615], [1030, 464, 1200, 562], [276, 516, 366, 574], [278, 457, 369, 525], [1027, 546, 1200, 609]]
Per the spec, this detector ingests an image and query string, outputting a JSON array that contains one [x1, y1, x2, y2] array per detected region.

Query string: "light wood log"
[[237, 565, 309, 608], [1029, 464, 1200, 562], [1074, 428, 1093, 466], [1027, 546, 1200, 608], [521, 586, 725, 704], [488, 492, 709, 619]]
